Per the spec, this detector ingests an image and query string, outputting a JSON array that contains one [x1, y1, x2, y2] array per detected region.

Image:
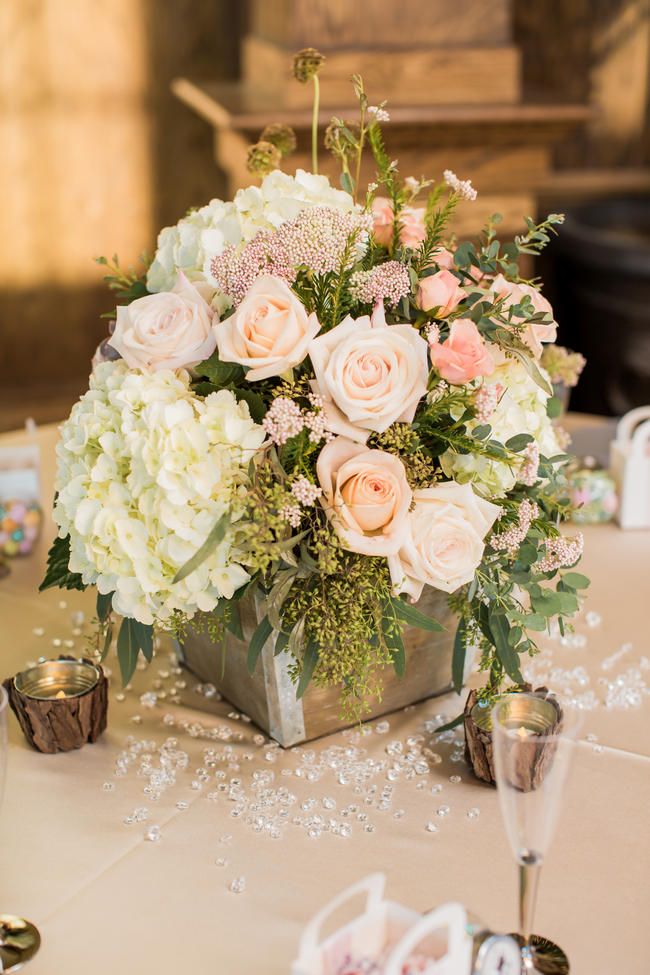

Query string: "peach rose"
[[214, 274, 320, 381], [316, 437, 412, 556], [488, 274, 557, 359], [429, 319, 495, 386], [309, 303, 429, 441], [416, 269, 465, 317], [108, 272, 217, 372], [372, 198, 427, 249], [388, 481, 500, 600]]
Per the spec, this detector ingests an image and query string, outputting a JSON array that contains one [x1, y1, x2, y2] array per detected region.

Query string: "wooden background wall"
[[0, 0, 648, 430]]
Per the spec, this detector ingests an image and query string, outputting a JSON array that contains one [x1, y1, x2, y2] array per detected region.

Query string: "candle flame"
[[517, 725, 529, 740], [55, 690, 67, 699]]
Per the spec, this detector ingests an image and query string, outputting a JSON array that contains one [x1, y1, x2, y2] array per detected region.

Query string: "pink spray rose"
[[108, 272, 217, 372], [214, 274, 320, 381], [488, 273, 557, 359], [316, 437, 412, 557], [371, 198, 426, 249], [309, 302, 429, 441], [388, 481, 500, 600], [428, 318, 495, 386], [416, 269, 465, 317]]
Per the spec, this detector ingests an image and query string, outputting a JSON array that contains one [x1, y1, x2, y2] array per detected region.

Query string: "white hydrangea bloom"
[[147, 170, 356, 313], [53, 361, 266, 625], [440, 360, 560, 497]]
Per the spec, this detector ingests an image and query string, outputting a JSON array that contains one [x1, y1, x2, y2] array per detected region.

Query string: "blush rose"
[[316, 437, 412, 557], [108, 272, 217, 372], [214, 274, 320, 381], [488, 274, 557, 359], [416, 269, 465, 317], [388, 481, 501, 600], [309, 303, 429, 441], [371, 198, 427, 249], [429, 318, 496, 386]]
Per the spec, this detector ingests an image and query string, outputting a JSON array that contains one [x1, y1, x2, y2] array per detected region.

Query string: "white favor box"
[[292, 873, 471, 975], [609, 406, 650, 529]]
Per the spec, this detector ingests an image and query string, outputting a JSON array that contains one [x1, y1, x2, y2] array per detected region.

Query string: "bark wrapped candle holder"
[[3, 657, 108, 753], [463, 684, 559, 785]]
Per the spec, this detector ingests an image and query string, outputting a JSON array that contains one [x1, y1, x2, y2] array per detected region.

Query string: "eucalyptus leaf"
[[505, 433, 534, 452], [435, 713, 464, 734], [562, 572, 590, 590], [116, 617, 154, 684], [451, 618, 467, 694], [391, 597, 445, 633], [173, 514, 231, 584], [296, 639, 319, 698], [489, 612, 523, 683], [546, 396, 562, 419], [226, 603, 243, 640], [247, 616, 272, 675], [274, 630, 290, 656], [266, 569, 297, 630], [288, 615, 306, 657], [340, 171, 355, 196], [96, 590, 114, 621]]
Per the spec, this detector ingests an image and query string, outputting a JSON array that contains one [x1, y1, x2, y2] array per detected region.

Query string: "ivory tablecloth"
[[0, 421, 648, 975]]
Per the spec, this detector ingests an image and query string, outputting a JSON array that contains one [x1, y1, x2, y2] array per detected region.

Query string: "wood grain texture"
[[242, 36, 522, 107], [3, 663, 108, 754], [249, 0, 513, 48], [180, 590, 459, 746]]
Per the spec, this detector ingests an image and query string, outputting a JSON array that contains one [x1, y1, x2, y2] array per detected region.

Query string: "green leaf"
[[288, 615, 306, 658], [232, 387, 266, 423], [96, 591, 114, 621], [296, 639, 319, 698], [451, 618, 467, 694], [530, 589, 561, 617], [226, 603, 243, 640], [173, 514, 231, 584], [39, 535, 86, 593], [489, 612, 524, 683], [266, 569, 297, 630], [472, 424, 492, 440], [247, 616, 272, 675], [391, 597, 445, 633], [340, 171, 355, 196], [524, 612, 546, 631], [562, 572, 590, 590], [100, 621, 113, 662], [274, 630, 290, 656], [546, 396, 563, 419], [195, 349, 245, 387], [382, 613, 406, 678], [435, 713, 464, 734], [505, 433, 534, 452], [116, 617, 153, 684], [557, 591, 579, 615], [453, 241, 476, 268]]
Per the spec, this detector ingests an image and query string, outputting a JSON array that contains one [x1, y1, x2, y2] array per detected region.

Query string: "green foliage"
[[95, 253, 151, 318], [40, 535, 86, 593], [173, 514, 232, 584], [116, 617, 153, 685]]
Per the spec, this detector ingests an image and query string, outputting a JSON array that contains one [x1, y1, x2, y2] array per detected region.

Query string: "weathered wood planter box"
[[177, 589, 461, 746]]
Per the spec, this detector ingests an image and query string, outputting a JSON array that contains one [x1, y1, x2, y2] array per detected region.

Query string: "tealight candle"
[[3, 658, 108, 753]]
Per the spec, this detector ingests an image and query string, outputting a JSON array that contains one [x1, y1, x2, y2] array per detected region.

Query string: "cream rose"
[[316, 437, 412, 557], [108, 272, 217, 372], [388, 481, 500, 600], [214, 274, 320, 381], [309, 303, 429, 442], [488, 274, 557, 359]]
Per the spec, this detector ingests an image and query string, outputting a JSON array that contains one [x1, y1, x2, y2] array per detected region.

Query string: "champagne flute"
[[0, 685, 41, 971], [491, 691, 581, 974]]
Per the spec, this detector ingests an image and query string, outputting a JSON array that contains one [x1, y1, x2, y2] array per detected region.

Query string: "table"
[[0, 420, 648, 975]]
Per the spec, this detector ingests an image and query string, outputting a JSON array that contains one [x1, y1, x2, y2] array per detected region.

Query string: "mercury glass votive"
[[3, 658, 108, 753]]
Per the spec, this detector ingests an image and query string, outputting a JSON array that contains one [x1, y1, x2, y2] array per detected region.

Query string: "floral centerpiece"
[[41, 54, 588, 723]]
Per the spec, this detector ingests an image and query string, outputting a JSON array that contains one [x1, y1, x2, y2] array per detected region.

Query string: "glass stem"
[[519, 861, 542, 969]]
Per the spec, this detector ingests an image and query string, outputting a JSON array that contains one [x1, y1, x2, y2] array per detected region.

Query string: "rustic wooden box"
[[177, 589, 460, 747]]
